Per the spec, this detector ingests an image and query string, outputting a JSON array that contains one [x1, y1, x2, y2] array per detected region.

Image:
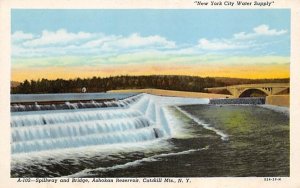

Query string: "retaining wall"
[[209, 97, 265, 105], [109, 89, 232, 99], [266, 95, 289, 107]]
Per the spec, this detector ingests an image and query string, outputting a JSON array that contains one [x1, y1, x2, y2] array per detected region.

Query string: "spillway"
[[11, 94, 209, 155]]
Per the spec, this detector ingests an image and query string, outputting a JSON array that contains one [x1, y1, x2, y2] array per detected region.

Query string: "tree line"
[[11, 75, 224, 94], [11, 75, 289, 94]]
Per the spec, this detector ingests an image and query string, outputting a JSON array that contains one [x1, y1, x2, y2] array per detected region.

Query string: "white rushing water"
[[11, 94, 209, 155], [174, 106, 229, 141]]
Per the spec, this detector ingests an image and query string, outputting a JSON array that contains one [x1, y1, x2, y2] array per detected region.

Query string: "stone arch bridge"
[[205, 83, 289, 98]]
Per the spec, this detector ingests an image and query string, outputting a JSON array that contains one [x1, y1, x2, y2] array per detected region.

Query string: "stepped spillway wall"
[[11, 94, 208, 155]]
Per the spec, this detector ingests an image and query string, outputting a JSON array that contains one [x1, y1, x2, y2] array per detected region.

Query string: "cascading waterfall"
[[11, 93, 209, 155]]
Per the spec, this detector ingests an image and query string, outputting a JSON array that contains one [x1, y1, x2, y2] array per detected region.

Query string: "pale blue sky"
[[12, 9, 290, 47], [12, 9, 290, 57]]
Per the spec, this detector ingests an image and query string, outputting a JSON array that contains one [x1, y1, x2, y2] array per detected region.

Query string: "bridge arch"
[[238, 88, 268, 98]]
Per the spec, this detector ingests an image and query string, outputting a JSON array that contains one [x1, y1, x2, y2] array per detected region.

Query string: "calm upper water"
[[11, 93, 138, 103], [11, 95, 289, 177]]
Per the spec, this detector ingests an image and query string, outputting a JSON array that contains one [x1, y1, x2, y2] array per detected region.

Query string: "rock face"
[[209, 97, 265, 105]]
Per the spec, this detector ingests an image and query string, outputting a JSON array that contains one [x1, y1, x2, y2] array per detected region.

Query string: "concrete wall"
[[266, 95, 289, 107], [209, 97, 265, 105], [109, 88, 233, 99]]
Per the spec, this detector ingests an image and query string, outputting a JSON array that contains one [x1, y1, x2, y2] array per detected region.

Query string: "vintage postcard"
[[0, 0, 300, 188]]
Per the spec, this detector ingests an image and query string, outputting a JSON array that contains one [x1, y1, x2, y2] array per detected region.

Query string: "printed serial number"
[[264, 177, 282, 181]]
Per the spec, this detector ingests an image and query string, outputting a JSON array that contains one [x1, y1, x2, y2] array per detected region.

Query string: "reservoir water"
[[11, 94, 289, 177]]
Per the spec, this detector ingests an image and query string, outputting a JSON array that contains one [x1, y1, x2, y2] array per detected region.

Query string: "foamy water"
[[174, 106, 229, 141], [11, 94, 210, 154]]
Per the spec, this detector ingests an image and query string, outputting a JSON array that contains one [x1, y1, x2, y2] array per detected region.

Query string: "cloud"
[[81, 35, 118, 48], [11, 25, 288, 58], [254, 24, 287, 35], [23, 29, 93, 47], [81, 33, 176, 52], [108, 33, 176, 49], [197, 38, 248, 51], [12, 29, 177, 57], [234, 24, 287, 40], [196, 24, 288, 52], [12, 31, 34, 42]]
